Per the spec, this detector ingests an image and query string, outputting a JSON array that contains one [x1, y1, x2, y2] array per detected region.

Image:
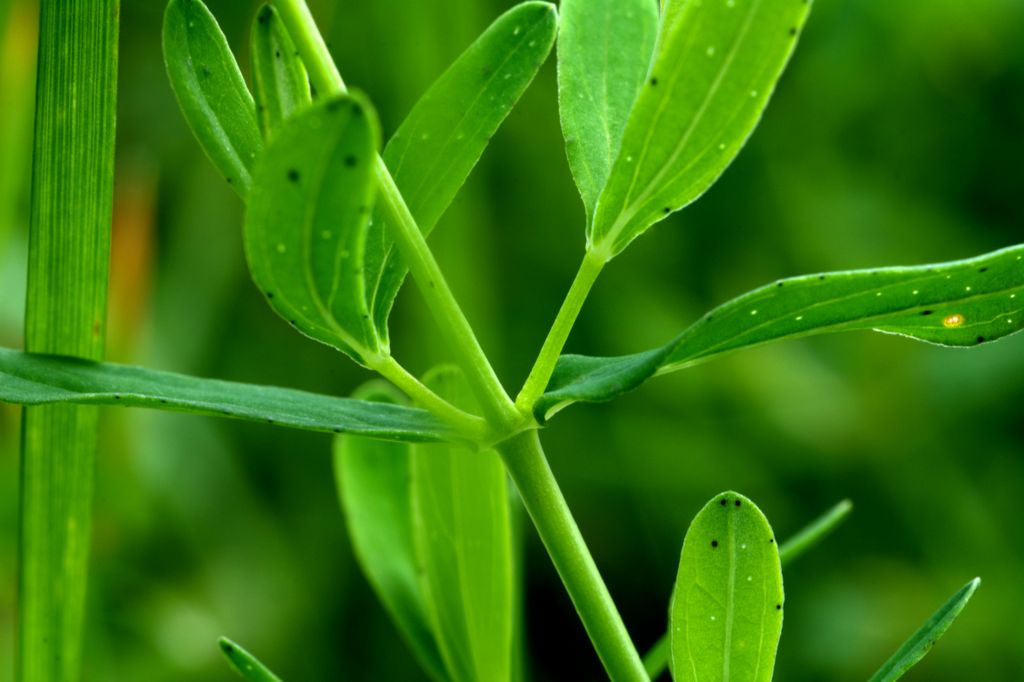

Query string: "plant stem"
[[371, 354, 487, 438], [498, 431, 647, 681], [18, 2, 119, 681], [515, 250, 605, 414], [273, 0, 518, 429]]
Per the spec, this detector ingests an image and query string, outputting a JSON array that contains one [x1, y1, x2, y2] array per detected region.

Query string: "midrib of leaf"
[[603, 0, 762, 250], [368, 16, 546, 318], [722, 499, 737, 681]]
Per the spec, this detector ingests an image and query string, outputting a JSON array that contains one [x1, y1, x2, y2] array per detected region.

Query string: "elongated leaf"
[[778, 499, 852, 565], [251, 4, 311, 141], [245, 94, 382, 364], [18, 2, 118, 680], [412, 368, 514, 682], [558, 0, 657, 222], [0, 348, 450, 442], [868, 578, 980, 682], [163, 0, 263, 197], [334, 383, 449, 682], [366, 2, 558, 341], [669, 492, 783, 682], [219, 637, 283, 682], [589, 0, 812, 256], [538, 244, 1024, 420]]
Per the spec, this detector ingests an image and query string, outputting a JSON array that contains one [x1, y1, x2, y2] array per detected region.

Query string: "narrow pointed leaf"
[[558, 0, 657, 222], [0, 348, 450, 441], [538, 244, 1024, 420], [163, 0, 263, 197], [669, 492, 783, 682], [412, 368, 514, 682], [245, 94, 381, 364], [251, 4, 311, 141], [589, 0, 813, 256], [218, 637, 283, 682], [334, 383, 449, 681], [868, 578, 981, 682], [778, 499, 852, 565], [366, 2, 558, 340]]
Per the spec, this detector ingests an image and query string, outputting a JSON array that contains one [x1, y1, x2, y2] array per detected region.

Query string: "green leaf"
[[557, 0, 657, 222], [244, 93, 382, 364], [365, 2, 558, 341], [538, 244, 1024, 420], [251, 4, 311, 141], [589, 0, 813, 256], [333, 383, 450, 682], [412, 368, 514, 682], [644, 498, 853, 680], [868, 578, 981, 682], [778, 499, 852, 565], [0, 348, 451, 442], [669, 492, 783, 682], [219, 637, 284, 682], [163, 0, 263, 197], [18, 2, 118, 679]]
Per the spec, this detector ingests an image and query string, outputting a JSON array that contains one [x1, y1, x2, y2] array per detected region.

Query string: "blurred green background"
[[2, 0, 1024, 679]]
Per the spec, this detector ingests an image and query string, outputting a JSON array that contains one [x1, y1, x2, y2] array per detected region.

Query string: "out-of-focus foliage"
[[1, 0, 1023, 680]]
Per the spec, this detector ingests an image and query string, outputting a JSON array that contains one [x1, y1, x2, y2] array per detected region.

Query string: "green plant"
[[4, 0, 1019, 679]]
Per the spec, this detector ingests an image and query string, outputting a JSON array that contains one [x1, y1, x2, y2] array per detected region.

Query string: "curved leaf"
[[163, 0, 263, 197], [218, 637, 283, 682], [0, 348, 450, 442], [558, 0, 657, 222], [538, 244, 1024, 420], [366, 2, 558, 341], [334, 383, 449, 681], [589, 0, 813, 256], [244, 94, 381, 364], [412, 368, 514, 682], [251, 4, 311, 140], [868, 578, 981, 682], [669, 492, 783, 682]]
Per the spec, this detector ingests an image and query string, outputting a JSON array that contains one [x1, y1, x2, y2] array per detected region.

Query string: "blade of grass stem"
[[17, 2, 118, 681]]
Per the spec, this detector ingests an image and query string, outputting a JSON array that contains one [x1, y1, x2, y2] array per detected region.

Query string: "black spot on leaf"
[[921, 310, 933, 316], [287, 169, 300, 182], [345, 155, 358, 168], [711, 540, 719, 548]]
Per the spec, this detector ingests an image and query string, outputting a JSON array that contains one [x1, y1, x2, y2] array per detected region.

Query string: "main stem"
[[498, 431, 647, 681], [274, 0, 517, 430]]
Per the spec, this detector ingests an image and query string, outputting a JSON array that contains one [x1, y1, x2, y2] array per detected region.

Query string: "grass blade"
[[17, 2, 118, 680], [333, 383, 450, 681], [251, 4, 311, 140], [0, 348, 452, 442], [557, 0, 657, 223], [868, 578, 981, 682], [778, 499, 852, 565], [538, 244, 1024, 420], [366, 2, 557, 341], [244, 93, 381, 364], [163, 0, 263, 197], [412, 368, 514, 682], [219, 637, 284, 682], [669, 492, 783, 681], [589, 0, 813, 257]]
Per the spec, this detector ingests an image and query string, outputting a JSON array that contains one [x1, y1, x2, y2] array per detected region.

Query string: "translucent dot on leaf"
[[750, 90, 759, 97], [943, 313, 965, 328], [276, 243, 287, 254], [707, 46, 716, 57]]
